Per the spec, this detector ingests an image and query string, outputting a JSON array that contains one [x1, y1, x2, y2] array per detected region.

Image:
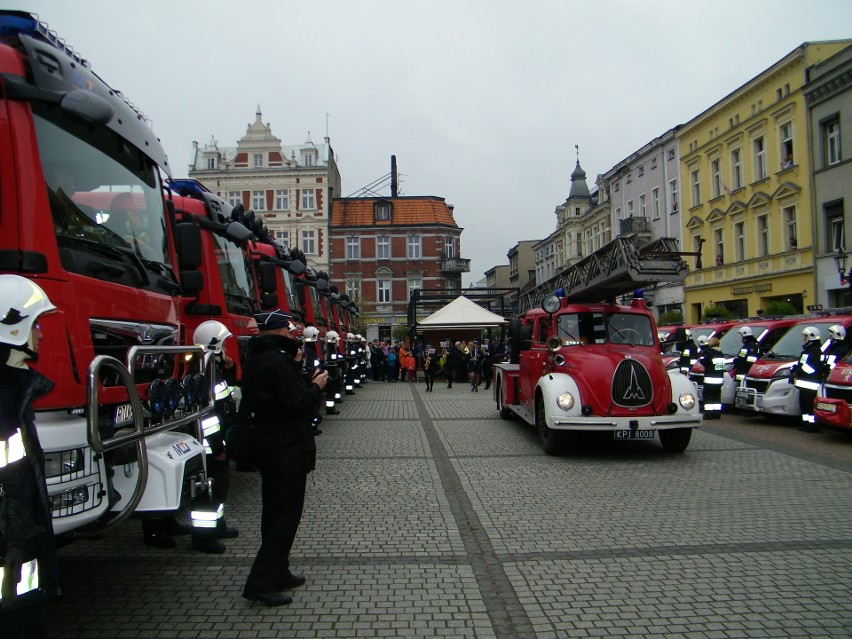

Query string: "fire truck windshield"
[[308, 286, 327, 327], [34, 109, 171, 292], [212, 234, 256, 315], [281, 268, 300, 316], [557, 312, 654, 346], [765, 321, 835, 360]]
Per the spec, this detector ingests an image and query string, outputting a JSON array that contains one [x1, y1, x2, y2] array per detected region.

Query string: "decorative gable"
[[746, 191, 771, 208], [685, 215, 704, 229], [772, 181, 801, 201], [725, 199, 747, 216], [706, 208, 726, 223]]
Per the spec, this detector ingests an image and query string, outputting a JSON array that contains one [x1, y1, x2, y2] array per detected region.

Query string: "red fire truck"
[[813, 350, 852, 430], [0, 12, 210, 535], [494, 237, 701, 454]]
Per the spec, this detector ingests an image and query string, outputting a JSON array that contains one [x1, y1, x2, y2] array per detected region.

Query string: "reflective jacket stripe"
[[794, 379, 821, 391], [704, 378, 724, 385], [213, 381, 231, 401], [0, 428, 25, 468], [0, 558, 39, 599], [201, 415, 221, 438]]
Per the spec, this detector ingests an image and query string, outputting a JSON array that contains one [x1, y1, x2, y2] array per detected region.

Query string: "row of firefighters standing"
[[675, 324, 848, 427]]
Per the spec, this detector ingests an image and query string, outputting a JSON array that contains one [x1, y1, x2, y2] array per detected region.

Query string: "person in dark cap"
[[241, 310, 328, 607]]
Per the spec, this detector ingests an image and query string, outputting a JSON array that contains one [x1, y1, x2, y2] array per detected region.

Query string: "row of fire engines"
[[494, 236, 702, 455], [0, 10, 359, 540]]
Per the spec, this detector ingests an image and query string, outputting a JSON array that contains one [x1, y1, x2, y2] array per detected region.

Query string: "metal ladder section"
[[519, 235, 689, 312]]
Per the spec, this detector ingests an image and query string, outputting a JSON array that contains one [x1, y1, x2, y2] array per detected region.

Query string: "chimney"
[[391, 155, 398, 197]]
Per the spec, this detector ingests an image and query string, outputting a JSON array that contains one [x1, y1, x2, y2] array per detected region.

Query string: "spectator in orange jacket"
[[404, 353, 417, 382]]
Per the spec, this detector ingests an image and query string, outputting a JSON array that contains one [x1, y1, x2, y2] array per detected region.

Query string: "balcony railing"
[[440, 257, 471, 273], [619, 216, 652, 236]]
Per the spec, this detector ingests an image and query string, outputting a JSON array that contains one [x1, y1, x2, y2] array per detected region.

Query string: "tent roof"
[[418, 295, 507, 329]]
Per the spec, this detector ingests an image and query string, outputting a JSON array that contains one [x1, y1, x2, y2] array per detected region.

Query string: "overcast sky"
[[20, 0, 852, 286]]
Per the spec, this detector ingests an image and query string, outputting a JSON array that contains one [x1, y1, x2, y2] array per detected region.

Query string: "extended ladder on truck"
[[518, 235, 689, 313]]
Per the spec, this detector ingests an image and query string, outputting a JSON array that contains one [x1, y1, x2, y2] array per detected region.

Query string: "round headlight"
[[542, 294, 561, 314], [556, 392, 574, 411], [679, 392, 696, 410]]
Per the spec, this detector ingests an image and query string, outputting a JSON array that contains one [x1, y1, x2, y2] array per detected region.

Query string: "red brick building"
[[329, 196, 469, 342]]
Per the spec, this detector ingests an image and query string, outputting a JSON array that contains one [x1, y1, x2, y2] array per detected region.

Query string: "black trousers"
[[244, 472, 307, 594], [798, 387, 818, 423]]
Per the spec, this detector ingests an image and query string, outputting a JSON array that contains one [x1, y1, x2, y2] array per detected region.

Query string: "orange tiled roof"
[[331, 197, 458, 228]]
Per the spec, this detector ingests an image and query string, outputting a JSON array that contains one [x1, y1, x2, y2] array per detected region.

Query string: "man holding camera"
[[241, 310, 328, 607]]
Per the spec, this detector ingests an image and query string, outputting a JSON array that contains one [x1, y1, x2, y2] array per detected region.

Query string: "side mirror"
[[287, 259, 306, 276], [315, 278, 329, 292], [225, 221, 253, 244]]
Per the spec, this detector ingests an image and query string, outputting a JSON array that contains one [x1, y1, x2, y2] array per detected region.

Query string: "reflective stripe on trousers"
[[0, 558, 39, 600], [0, 428, 26, 467], [191, 502, 224, 528], [794, 380, 821, 391]]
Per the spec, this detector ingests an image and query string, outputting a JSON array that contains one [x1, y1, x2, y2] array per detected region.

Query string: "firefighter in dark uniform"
[[242, 310, 328, 607], [189, 320, 240, 554], [822, 325, 849, 374], [301, 327, 325, 434], [792, 326, 824, 433], [0, 275, 61, 637], [698, 336, 725, 419], [675, 328, 699, 375], [732, 326, 761, 384], [322, 331, 343, 414]]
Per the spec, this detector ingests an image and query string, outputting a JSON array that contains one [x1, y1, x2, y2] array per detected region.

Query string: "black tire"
[[659, 427, 692, 453], [497, 377, 512, 420], [536, 395, 567, 455]]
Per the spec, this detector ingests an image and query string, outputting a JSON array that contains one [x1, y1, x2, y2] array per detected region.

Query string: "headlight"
[[679, 392, 696, 410], [772, 368, 792, 379], [555, 392, 575, 411], [43, 448, 85, 478]]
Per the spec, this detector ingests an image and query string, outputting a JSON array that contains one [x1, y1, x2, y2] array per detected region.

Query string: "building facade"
[[507, 240, 538, 310], [187, 107, 341, 272], [804, 44, 852, 308], [329, 196, 468, 342], [679, 41, 852, 323]]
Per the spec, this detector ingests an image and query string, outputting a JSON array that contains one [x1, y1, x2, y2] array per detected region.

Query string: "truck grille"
[[90, 319, 178, 387], [611, 359, 652, 407], [825, 384, 852, 403], [744, 378, 769, 394]]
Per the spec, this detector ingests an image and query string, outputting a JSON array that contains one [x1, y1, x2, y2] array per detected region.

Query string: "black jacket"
[[241, 334, 321, 476], [733, 335, 761, 377], [0, 364, 61, 609], [792, 341, 824, 387]]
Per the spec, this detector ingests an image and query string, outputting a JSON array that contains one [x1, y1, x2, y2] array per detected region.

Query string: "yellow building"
[[679, 41, 852, 323]]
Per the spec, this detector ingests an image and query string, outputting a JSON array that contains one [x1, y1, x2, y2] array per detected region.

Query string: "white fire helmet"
[[0, 275, 56, 347], [326, 330, 340, 345], [303, 326, 320, 342], [802, 326, 820, 343], [193, 320, 231, 354], [684, 329, 692, 340], [346, 333, 355, 341], [828, 324, 846, 341], [696, 335, 709, 347], [738, 326, 753, 338], [356, 334, 364, 342]]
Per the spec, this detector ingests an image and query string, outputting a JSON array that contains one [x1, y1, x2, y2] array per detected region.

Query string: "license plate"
[[114, 403, 134, 427], [815, 401, 836, 413], [614, 429, 655, 440]]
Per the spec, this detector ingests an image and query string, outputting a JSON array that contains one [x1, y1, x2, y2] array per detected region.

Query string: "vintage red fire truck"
[[0, 11, 211, 535], [494, 237, 701, 454]]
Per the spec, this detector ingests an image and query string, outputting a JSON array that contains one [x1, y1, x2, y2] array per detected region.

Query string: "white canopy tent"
[[417, 295, 508, 330]]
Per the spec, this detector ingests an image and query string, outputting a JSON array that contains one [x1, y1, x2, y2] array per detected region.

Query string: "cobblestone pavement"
[[46, 380, 852, 638]]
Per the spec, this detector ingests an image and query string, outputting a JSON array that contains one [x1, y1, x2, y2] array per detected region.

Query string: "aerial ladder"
[[519, 235, 689, 313]]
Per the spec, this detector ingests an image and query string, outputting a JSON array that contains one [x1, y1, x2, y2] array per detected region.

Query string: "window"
[[779, 122, 793, 168], [735, 222, 745, 261], [302, 229, 316, 255], [757, 215, 769, 257], [783, 206, 797, 251], [714, 228, 723, 263], [691, 169, 701, 207], [615, 207, 621, 220], [377, 278, 391, 303], [344, 278, 361, 303], [731, 148, 742, 190], [639, 193, 646, 217], [668, 149, 676, 160], [207, 157, 216, 170], [824, 117, 841, 166], [228, 192, 241, 207], [253, 153, 263, 167], [407, 277, 422, 300], [826, 202, 844, 252], [444, 236, 455, 258], [407, 235, 421, 259], [376, 235, 390, 259], [652, 188, 660, 220], [754, 136, 766, 180], [301, 188, 315, 210], [275, 189, 289, 210], [669, 179, 678, 213], [346, 236, 360, 260], [375, 202, 391, 220], [275, 230, 289, 245], [627, 200, 634, 217], [252, 190, 265, 211], [711, 159, 721, 198], [303, 153, 315, 167]]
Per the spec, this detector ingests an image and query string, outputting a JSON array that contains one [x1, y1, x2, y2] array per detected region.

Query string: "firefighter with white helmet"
[[300, 326, 326, 431], [733, 325, 761, 382], [0, 275, 60, 635], [343, 333, 359, 394], [822, 324, 849, 373], [187, 320, 239, 552], [322, 330, 343, 413], [791, 326, 824, 432], [698, 336, 725, 419], [675, 327, 699, 375]]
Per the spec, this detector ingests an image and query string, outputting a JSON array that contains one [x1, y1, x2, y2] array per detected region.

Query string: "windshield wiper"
[[59, 236, 149, 286]]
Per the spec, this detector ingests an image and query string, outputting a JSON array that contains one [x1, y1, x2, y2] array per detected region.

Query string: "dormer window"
[[207, 157, 216, 170], [253, 153, 263, 167], [375, 201, 392, 221], [302, 149, 317, 166]]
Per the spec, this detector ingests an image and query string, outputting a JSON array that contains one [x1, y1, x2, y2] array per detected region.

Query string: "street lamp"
[[833, 249, 851, 287]]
